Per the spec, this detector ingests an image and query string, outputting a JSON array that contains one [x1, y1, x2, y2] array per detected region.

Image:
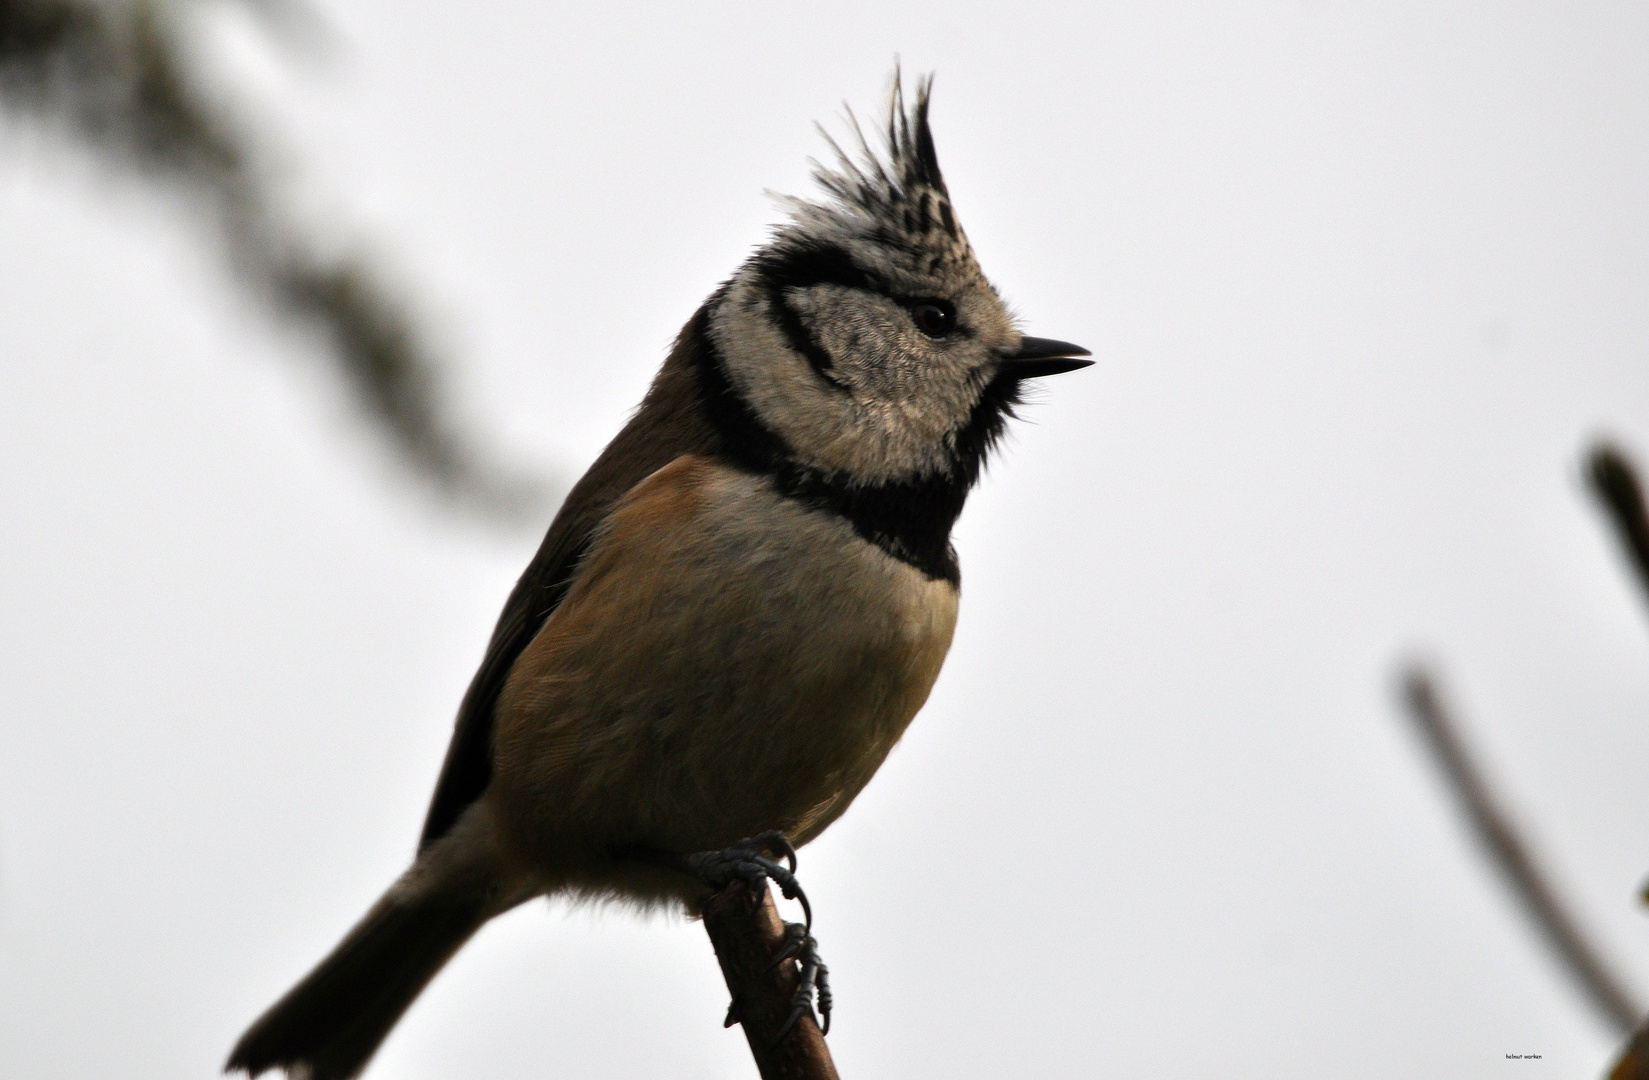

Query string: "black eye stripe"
[[756, 242, 886, 295], [754, 241, 966, 380], [757, 240, 963, 315]]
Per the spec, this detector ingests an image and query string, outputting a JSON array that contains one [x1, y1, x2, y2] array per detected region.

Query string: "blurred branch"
[[1400, 667, 1641, 1036], [0, 0, 551, 518], [701, 880, 840, 1080], [1588, 442, 1649, 611], [1612, 1021, 1649, 1080], [1586, 440, 1649, 1078]]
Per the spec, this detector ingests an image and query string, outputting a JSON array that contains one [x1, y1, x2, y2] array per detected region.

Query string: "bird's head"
[[706, 72, 1089, 488]]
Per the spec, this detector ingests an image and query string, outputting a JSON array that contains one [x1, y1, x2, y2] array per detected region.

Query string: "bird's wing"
[[418, 318, 722, 850]]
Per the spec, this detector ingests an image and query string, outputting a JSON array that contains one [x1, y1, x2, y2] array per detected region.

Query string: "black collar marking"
[[772, 464, 963, 584]]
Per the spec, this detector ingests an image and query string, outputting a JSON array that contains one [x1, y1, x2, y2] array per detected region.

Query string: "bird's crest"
[[775, 70, 974, 273]]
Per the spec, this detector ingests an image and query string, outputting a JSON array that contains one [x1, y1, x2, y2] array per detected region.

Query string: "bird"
[[226, 70, 1092, 1080]]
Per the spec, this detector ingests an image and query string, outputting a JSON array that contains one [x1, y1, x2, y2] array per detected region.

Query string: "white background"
[[4, 2, 1649, 1077]]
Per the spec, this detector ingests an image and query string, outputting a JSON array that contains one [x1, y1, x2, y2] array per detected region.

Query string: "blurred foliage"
[[0, 0, 550, 518]]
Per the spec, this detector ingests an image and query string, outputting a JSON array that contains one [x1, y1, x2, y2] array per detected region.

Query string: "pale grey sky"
[[4, 2, 1649, 1077]]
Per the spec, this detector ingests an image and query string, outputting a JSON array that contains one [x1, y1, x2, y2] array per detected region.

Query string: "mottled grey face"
[[706, 77, 1025, 485], [710, 248, 1017, 484]]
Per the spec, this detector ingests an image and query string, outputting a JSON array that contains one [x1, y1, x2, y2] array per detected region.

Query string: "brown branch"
[[1611, 1019, 1649, 1080], [1400, 667, 1642, 1035], [1588, 442, 1649, 612], [1583, 441, 1649, 1075], [701, 881, 840, 1080]]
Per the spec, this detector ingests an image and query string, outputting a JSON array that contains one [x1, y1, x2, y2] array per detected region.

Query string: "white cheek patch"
[[789, 288, 906, 387], [710, 273, 993, 482], [797, 285, 986, 424]]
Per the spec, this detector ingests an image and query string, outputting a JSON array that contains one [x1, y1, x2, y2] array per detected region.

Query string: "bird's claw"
[[684, 831, 812, 931], [773, 921, 831, 1040], [748, 830, 798, 875], [679, 832, 830, 1039]]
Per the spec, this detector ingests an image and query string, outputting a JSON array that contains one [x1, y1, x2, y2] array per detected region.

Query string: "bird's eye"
[[910, 299, 957, 338]]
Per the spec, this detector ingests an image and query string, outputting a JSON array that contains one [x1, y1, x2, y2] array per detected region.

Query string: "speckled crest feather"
[[775, 71, 974, 272]]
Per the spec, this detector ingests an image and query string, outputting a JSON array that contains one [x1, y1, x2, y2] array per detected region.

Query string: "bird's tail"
[[227, 812, 527, 1080]]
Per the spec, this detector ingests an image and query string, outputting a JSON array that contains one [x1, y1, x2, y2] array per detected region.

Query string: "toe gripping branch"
[[775, 920, 832, 1038], [684, 832, 833, 1043], [685, 831, 811, 931]]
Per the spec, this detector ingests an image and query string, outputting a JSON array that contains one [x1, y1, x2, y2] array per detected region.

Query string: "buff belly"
[[487, 456, 958, 900]]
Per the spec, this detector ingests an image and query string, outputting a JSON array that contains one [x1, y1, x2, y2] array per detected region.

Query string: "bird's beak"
[[996, 336, 1094, 379]]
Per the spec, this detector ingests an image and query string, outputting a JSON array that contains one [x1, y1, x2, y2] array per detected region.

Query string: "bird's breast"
[[491, 455, 959, 860]]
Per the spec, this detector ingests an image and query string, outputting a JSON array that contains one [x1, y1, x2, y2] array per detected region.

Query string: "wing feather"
[[418, 308, 724, 850]]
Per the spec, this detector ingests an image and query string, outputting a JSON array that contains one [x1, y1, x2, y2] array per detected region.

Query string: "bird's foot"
[[679, 831, 831, 1038], [774, 920, 832, 1038], [683, 830, 812, 931]]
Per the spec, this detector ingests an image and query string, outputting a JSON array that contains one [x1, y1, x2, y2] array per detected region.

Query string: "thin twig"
[[701, 880, 840, 1080], [1584, 441, 1649, 1077], [1400, 667, 1642, 1035], [1588, 442, 1649, 611]]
